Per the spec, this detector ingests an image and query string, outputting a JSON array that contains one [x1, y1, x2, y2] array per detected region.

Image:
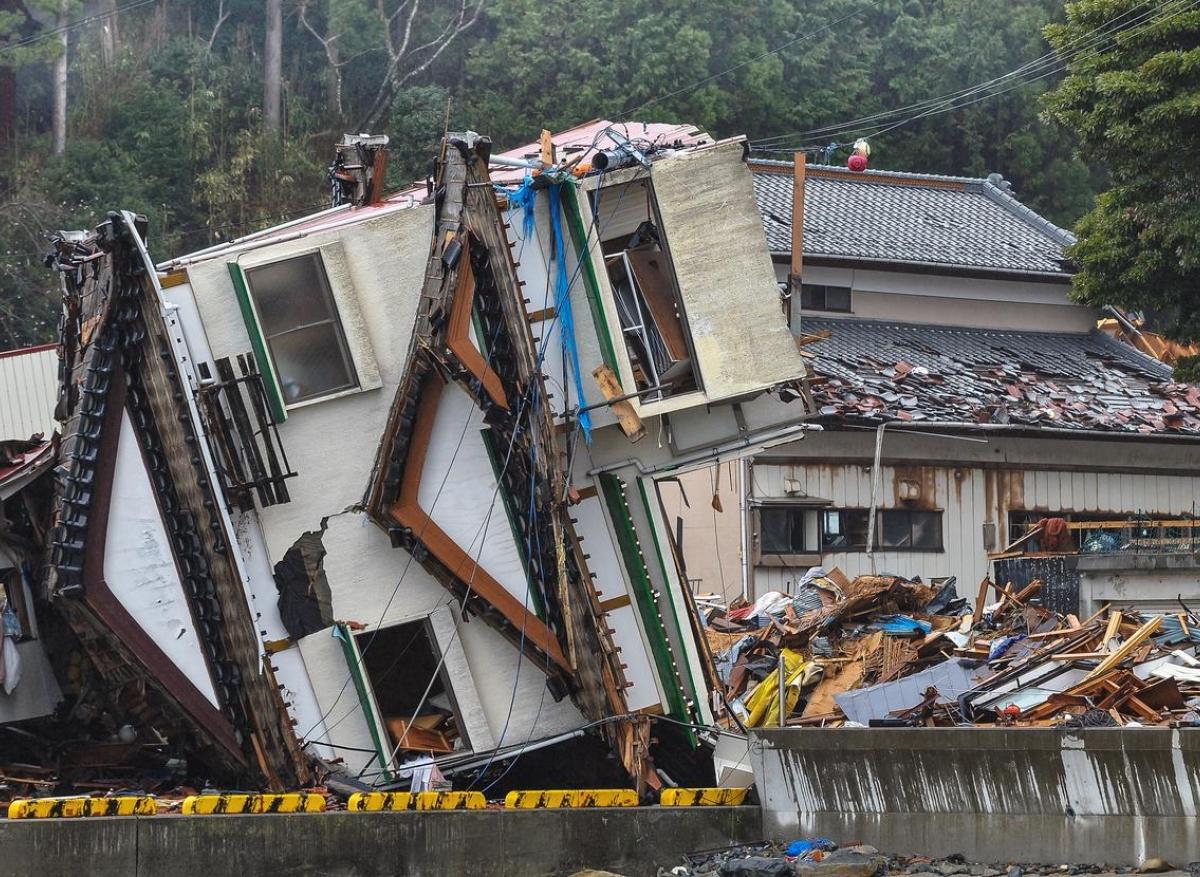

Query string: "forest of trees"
[[0, 0, 1115, 347]]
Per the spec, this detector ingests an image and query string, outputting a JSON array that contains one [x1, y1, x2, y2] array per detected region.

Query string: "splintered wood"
[[704, 570, 1200, 730]]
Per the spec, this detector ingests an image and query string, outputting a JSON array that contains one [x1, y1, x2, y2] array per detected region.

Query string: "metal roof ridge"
[[800, 314, 1099, 340], [750, 157, 983, 185], [979, 178, 1078, 248]]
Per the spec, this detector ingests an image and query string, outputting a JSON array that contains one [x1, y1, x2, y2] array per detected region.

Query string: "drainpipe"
[[739, 457, 750, 601], [865, 422, 888, 574]]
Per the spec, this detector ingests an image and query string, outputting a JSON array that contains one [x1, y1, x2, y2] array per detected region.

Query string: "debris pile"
[[708, 569, 1200, 728], [674, 840, 1189, 876]]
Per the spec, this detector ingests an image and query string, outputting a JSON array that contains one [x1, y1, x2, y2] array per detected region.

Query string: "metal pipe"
[[865, 422, 887, 574], [489, 155, 543, 170], [777, 653, 786, 726], [586, 421, 811, 477], [575, 383, 668, 414]]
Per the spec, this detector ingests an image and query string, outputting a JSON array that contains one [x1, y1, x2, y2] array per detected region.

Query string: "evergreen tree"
[[1043, 0, 1200, 370]]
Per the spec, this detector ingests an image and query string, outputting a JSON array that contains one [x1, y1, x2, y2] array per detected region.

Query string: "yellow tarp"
[[743, 648, 822, 727]]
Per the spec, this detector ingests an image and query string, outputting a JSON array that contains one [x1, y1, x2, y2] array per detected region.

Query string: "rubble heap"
[[707, 570, 1200, 728]]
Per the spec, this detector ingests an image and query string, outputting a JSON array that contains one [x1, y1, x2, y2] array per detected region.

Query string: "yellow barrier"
[[347, 791, 485, 812], [659, 787, 749, 807], [181, 793, 325, 815], [7, 796, 158, 819], [503, 789, 638, 809]]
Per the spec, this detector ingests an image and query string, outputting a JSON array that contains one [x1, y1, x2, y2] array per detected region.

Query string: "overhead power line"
[[0, 0, 158, 57], [750, 0, 1199, 153]]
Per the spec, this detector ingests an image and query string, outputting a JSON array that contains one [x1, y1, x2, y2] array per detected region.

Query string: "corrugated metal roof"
[[803, 316, 1200, 436], [751, 161, 1076, 276], [0, 344, 58, 441]]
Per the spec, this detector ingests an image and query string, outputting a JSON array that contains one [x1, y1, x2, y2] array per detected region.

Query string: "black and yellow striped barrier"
[[659, 787, 749, 806], [503, 789, 638, 809], [346, 791, 485, 811], [7, 795, 158, 819], [181, 792, 325, 815]]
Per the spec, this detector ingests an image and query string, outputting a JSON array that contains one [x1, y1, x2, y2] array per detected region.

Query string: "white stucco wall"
[[184, 204, 583, 770]]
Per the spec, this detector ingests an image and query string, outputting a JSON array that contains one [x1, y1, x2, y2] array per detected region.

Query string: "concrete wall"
[[1077, 554, 1200, 616], [752, 727, 1200, 865], [0, 807, 762, 877]]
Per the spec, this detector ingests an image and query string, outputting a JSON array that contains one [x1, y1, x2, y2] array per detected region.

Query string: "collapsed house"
[[667, 160, 1200, 620], [6, 121, 816, 792]]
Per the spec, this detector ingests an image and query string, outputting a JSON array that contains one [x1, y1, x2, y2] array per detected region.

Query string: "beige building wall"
[[657, 463, 745, 605]]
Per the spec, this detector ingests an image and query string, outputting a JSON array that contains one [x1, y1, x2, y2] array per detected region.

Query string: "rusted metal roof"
[[0, 343, 57, 441], [803, 316, 1200, 436]]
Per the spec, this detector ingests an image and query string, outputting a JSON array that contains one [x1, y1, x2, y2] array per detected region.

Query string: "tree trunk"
[[326, 40, 342, 119], [263, 0, 282, 137], [52, 0, 68, 156], [97, 0, 119, 67]]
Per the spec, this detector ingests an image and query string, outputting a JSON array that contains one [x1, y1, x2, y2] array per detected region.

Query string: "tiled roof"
[[803, 316, 1200, 436], [752, 161, 1076, 276]]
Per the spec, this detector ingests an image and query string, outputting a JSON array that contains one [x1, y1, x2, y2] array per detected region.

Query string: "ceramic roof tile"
[[752, 162, 1076, 276], [802, 317, 1200, 436]]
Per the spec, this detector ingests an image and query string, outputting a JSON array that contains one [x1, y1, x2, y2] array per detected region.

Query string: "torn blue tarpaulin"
[[869, 614, 932, 636], [499, 174, 538, 240], [988, 633, 1026, 661], [547, 182, 592, 442]]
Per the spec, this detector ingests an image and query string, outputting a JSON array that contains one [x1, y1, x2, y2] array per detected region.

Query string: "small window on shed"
[[243, 254, 358, 404], [760, 507, 807, 554], [800, 284, 852, 313]]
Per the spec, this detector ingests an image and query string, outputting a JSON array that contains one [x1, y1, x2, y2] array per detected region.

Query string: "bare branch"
[[204, 0, 230, 55], [357, 0, 484, 131]]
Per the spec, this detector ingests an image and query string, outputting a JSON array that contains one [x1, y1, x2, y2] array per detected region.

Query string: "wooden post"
[[786, 152, 806, 326]]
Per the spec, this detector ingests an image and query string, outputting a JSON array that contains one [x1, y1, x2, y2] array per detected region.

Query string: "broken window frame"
[[588, 174, 703, 405], [352, 618, 471, 761]]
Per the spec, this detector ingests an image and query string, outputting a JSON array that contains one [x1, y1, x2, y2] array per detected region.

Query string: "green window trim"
[[480, 429, 546, 621], [636, 477, 703, 735], [332, 623, 394, 782], [227, 262, 287, 423], [561, 183, 622, 380], [598, 474, 691, 735]]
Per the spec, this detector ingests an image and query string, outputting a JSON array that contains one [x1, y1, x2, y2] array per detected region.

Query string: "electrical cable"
[[750, 0, 1197, 152], [0, 0, 158, 57], [750, 0, 1170, 145], [367, 159, 641, 781]]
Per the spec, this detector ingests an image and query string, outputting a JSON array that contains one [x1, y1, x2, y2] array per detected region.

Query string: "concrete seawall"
[[0, 806, 762, 877], [752, 728, 1200, 865]]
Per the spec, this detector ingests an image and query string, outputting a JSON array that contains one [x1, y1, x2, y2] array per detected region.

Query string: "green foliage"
[[0, 0, 1113, 349], [1043, 0, 1200, 359]]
